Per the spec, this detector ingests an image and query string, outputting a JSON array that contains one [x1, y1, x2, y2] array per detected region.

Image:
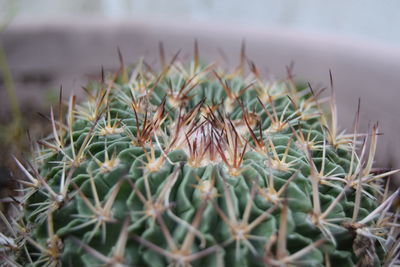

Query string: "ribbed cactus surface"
[[2, 47, 399, 267]]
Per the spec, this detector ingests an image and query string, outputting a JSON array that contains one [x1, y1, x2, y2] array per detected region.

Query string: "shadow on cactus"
[[1, 43, 399, 267]]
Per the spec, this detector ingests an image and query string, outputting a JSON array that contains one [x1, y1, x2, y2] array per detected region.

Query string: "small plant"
[[1, 44, 399, 266]]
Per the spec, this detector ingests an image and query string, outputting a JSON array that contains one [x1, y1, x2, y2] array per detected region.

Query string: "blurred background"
[[4, 0, 400, 44], [1, 0, 400, 203]]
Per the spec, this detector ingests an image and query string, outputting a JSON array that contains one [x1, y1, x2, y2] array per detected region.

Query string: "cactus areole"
[[3, 45, 400, 267]]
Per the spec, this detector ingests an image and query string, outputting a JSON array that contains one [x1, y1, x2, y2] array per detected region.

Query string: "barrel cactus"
[[1, 44, 399, 267]]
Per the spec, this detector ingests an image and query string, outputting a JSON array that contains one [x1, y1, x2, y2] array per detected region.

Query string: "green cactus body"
[[2, 50, 399, 267]]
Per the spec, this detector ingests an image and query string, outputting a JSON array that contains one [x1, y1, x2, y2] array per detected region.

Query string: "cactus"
[[1, 44, 400, 267]]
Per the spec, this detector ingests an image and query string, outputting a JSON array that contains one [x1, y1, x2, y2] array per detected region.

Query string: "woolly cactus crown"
[[1, 44, 399, 267]]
